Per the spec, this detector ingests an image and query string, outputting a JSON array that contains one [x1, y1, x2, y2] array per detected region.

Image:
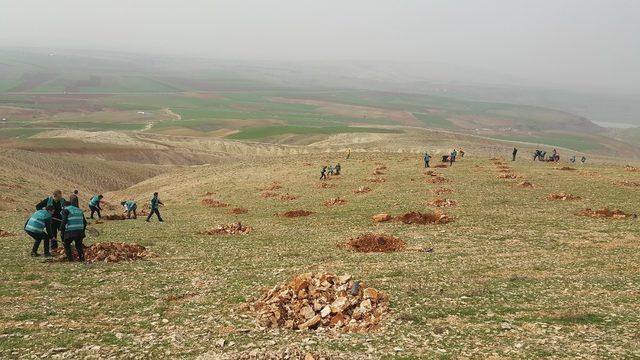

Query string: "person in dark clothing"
[[424, 152, 431, 168], [449, 149, 457, 166], [35, 190, 66, 250], [88, 194, 104, 219], [512, 148, 518, 161], [60, 196, 87, 262], [146, 192, 164, 222], [320, 166, 327, 180], [25, 206, 55, 257], [335, 163, 341, 175]]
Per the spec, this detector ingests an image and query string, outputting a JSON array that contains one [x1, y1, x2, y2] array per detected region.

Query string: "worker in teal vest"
[[88, 194, 104, 219], [60, 196, 87, 262], [35, 190, 66, 250], [24, 206, 55, 257], [146, 192, 164, 222], [121, 200, 137, 219]]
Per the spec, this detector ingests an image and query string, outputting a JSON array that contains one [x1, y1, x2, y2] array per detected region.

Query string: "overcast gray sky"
[[1, 0, 639, 94]]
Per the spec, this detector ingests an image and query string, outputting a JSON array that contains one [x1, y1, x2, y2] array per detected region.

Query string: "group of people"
[[320, 163, 342, 180], [423, 148, 464, 168], [531, 148, 586, 163], [24, 190, 165, 261]]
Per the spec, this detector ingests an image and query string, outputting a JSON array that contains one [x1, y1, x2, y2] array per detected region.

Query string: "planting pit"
[[341, 233, 406, 253], [201, 222, 252, 235], [261, 182, 282, 191], [228, 207, 249, 214], [261, 191, 279, 198], [426, 176, 448, 184], [354, 186, 372, 194], [547, 193, 581, 201], [0, 229, 16, 237], [367, 177, 386, 183], [102, 214, 127, 221], [394, 211, 452, 225], [56, 242, 149, 263], [517, 181, 535, 188], [318, 182, 336, 189], [279, 193, 298, 201], [428, 198, 458, 207], [201, 199, 229, 208], [432, 188, 453, 196], [615, 180, 640, 187], [324, 198, 347, 207], [433, 164, 448, 168], [250, 272, 389, 332], [497, 173, 519, 179], [577, 208, 635, 219], [372, 170, 386, 175], [282, 210, 314, 218], [557, 166, 577, 171]]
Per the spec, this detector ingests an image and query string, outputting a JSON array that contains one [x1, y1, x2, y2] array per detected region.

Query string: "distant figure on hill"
[[320, 166, 327, 180], [459, 148, 465, 158], [328, 165, 334, 176], [335, 163, 341, 175], [449, 149, 457, 166], [581, 156, 587, 164], [25, 206, 55, 257], [60, 195, 87, 262], [88, 194, 103, 219], [346, 148, 351, 159], [72, 189, 79, 204], [552, 149, 560, 162], [570, 155, 576, 163], [35, 190, 66, 250], [146, 192, 164, 222], [121, 200, 138, 219], [423, 152, 431, 168], [512, 147, 518, 161]]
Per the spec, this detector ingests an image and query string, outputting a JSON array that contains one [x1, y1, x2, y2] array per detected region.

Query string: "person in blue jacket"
[[146, 192, 164, 222], [60, 195, 87, 262], [25, 206, 55, 257]]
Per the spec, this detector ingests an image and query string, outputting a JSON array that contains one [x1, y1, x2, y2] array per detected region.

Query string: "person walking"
[[449, 149, 457, 166], [512, 147, 518, 161], [146, 192, 164, 222], [423, 152, 431, 168], [60, 195, 87, 262], [320, 166, 327, 180]]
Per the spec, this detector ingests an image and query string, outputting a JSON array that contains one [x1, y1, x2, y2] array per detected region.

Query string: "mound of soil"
[[0, 229, 16, 237], [342, 233, 406, 253], [432, 188, 453, 195], [372, 170, 385, 175], [250, 272, 389, 332], [577, 208, 635, 219], [372, 213, 392, 222], [425, 170, 439, 176], [428, 198, 458, 207], [261, 191, 279, 198], [497, 173, 519, 179], [547, 193, 581, 201], [426, 176, 448, 184], [557, 166, 577, 171], [201, 222, 252, 235], [375, 165, 387, 171], [324, 198, 347, 207], [615, 180, 640, 187], [318, 182, 336, 189], [433, 164, 448, 168], [103, 214, 127, 221], [261, 182, 282, 191], [624, 165, 639, 172], [354, 186, 372, 194], [58, 242, 149, 263], [228, 207, 249, 214], [202, 199, 229, 208], [517, 181, 535, 188], [282, 210, 313, 218], [394, 211, 452, 224], [497, 168, 513, 174], [280, 193, 298, 201], [367, 177, 386, 183], [204, 191, 216, 196]]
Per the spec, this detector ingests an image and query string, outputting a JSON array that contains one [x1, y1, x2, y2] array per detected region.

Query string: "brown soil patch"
[[341, 233, 406, 253], [547, 193, 581, 201], [0, 229, 16, 237], [354, 186, 372, 194], [367, 177, 386, 183], [261, 191, 280, 198], [497, 173, 519, 179], [372, 170, 386, 175], [57, 242, 149, 263], [517, 181, 535, 188], [576, 208, 635, 219], [103, 214, 127, 221], [624, 165, 639, 172], [202, 199, 229, 208], [201, 222, 252, 235], [425, 170, 439, 176], [280, 193, 298, 201], [375, 165, 387, 171], [261, 182, 282, 191], [204, 191, 216, 196], [497, 168, 513, 174], [433, 164, 448, 168], [250, 272, 389, 332], [615, 180, 640, 187], [432, 188, 453, 196], [324, 198, 347, 207], [426, 176, 448, 184], [557, 166, 577, 171], [428, 198, 458, 207], [372, 213, 392, 222], [318, 182, 336, 189], [282, 210, 314, 218], [228, 207, 249, 214], [394, 211, 452, 225]]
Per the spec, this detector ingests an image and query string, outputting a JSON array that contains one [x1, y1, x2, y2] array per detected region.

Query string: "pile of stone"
[[201, 222, 252, 235], [60, 242, 148, 263], [251, 272, 389, 332]]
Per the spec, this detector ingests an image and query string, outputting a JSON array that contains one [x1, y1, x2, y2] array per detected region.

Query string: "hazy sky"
[[1, 0, 639, 93]]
